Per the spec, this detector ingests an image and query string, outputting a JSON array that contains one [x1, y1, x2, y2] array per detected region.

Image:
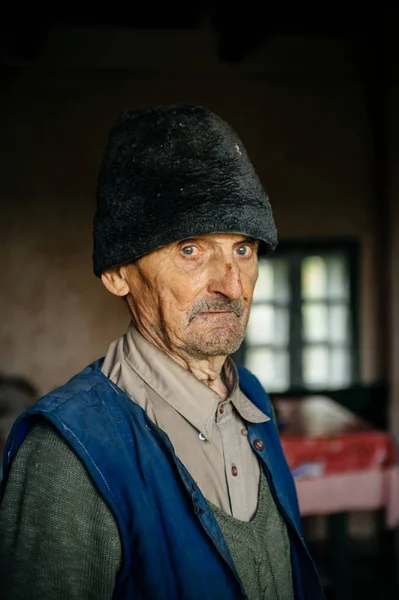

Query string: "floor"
[[306, 522, 398, 600]]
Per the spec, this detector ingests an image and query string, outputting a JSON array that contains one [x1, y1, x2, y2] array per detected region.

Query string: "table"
[[272, 395, 399, 598], [273, 396, 398, 527]]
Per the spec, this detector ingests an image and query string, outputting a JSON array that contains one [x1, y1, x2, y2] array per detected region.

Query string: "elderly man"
[[0, 105, 323, 599]]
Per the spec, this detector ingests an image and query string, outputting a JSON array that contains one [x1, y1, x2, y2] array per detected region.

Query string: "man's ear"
[[101, 268, 130, 297]]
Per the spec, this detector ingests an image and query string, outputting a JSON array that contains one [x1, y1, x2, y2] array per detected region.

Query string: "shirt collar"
[[122, 325, 269, 439], [222, 356, 270, 424]]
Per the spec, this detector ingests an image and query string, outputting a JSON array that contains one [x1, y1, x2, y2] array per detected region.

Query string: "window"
[[243, 241, 359, 392]]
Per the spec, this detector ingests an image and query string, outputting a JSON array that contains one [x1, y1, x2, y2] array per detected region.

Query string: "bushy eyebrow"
[[240, 236, 260, 246], [176, 235, 259, 246]]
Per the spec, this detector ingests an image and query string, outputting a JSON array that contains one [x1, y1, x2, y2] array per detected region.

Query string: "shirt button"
[[198, 432, 206, 441], [241, 428, 248, 436], [231, 465, 238, 476], [253, 439, 265, 451], [219, 404, 225, 415]]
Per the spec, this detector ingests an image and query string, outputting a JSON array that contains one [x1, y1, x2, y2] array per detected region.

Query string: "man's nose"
[[207, 261, 243, 300]]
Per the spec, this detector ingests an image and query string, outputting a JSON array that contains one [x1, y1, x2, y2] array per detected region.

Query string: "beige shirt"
[[101, 325, 269, 521]]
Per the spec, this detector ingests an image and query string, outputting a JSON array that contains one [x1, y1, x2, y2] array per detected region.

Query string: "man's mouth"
[[188, 299, 244, 323], [196, 311, 236, 317]]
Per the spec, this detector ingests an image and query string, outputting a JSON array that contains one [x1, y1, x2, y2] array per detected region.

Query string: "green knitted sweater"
[[0, 422, 121, 599], [209, 468, 293, 599], [0, 422, 293, 599]]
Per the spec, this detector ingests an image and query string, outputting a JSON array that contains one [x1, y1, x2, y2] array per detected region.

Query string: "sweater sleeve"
[[0, 420, 121, 600]]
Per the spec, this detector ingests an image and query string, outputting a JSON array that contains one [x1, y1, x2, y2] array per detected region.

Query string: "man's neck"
[[157, 345, 229, 400], [178, 355, 229, 400], [133, 323, 229, 400]]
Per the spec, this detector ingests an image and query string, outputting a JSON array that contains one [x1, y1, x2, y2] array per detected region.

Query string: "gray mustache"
[[188, 298, 244, 322]]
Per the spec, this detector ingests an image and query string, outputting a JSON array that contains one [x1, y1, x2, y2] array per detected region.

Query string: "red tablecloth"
[[280, 431, 397, 478], [272, 395, 399, 526], [279, 430, 399, 527]]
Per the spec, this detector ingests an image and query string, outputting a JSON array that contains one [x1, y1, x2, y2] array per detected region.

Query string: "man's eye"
[[236, 244, 252, 257], [181, 245, 196, 256]]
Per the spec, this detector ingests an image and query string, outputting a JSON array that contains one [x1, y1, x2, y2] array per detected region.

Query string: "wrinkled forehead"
[[172, 233, 259, 244]]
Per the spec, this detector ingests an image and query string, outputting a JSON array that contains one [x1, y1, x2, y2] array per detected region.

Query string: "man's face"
[[121, 233, 259, 358]]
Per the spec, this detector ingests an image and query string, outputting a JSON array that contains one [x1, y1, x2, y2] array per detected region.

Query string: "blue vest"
[[3, 361, 324, 599]]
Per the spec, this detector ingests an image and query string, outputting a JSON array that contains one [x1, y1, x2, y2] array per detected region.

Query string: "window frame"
[[237, 238, 361, 393]]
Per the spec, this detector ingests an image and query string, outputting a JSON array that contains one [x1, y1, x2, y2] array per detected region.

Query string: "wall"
[[0, 26, 381, 397], [389, 85, 399, 440]]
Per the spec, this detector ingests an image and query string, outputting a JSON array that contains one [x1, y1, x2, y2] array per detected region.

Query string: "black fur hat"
[[93, 104, 277, 276]]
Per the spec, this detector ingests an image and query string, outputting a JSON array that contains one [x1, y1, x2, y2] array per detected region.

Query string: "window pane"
[[327, 256, 349, 299], [253, 260, 273, 301], [273, 259, 290, 302], [303, 346, 351, 389], [303, 345, 329, 387], [245, 347, 289, 392], [246, 304, 289, 345], [302, 303, 328, 342], [329, 305, 349, 343], [302, 256, 327, 299], [330, 348, 351, 387], [253, 258, 289, 302]]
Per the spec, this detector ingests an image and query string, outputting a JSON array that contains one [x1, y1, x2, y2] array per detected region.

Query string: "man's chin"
[[181, 331, 245, 358]]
